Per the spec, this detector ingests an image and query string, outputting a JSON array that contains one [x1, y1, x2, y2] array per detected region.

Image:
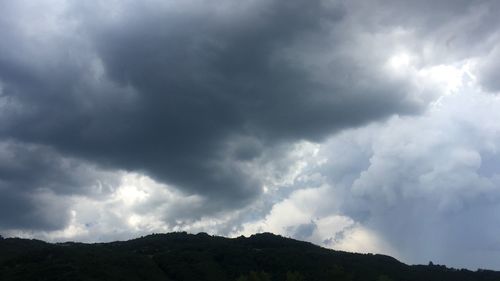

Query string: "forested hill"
[[0, 232, 499, 281]]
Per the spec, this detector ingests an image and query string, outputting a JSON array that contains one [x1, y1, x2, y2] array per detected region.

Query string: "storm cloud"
[[0, 0, 431, 226]]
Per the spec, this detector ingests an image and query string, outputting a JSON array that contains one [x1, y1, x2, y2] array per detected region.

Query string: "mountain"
[[0, 232, 499, 281]]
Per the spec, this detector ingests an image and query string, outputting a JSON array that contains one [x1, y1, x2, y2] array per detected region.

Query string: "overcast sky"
[[1, 0, 500, 270]]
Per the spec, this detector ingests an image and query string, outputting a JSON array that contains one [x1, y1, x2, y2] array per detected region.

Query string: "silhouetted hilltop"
[[0, 232, 499, 281]]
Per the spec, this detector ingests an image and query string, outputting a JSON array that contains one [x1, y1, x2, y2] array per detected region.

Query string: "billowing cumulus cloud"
[[1, 0, 500, 271], [318, 91, 500, 269]]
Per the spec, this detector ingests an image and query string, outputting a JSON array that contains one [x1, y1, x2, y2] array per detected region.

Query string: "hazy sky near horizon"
[[1, 0, 500, 270]]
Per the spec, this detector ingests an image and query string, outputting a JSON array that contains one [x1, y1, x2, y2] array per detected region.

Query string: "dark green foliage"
[[286, 271, 304, 281], [236, 271, 272, 281], [0, 232, 499, 281]]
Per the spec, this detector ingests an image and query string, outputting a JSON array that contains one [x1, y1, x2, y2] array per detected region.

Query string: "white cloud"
[[315, 88, 500, 269]]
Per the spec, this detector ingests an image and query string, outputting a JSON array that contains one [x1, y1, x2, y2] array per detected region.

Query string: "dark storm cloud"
[[0, 190, 69, 231], [0, 0, 430, 229], [0, 142, 117, 195], [0, 141, 119, 230]]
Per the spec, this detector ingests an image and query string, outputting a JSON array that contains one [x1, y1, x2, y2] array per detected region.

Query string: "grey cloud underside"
[[0, 141, 119, 230], [0, 0, 427, 230], [0, 191, 68, 230]]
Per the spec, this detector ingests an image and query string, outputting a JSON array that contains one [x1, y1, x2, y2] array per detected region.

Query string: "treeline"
[[1, 232, 499, 281]]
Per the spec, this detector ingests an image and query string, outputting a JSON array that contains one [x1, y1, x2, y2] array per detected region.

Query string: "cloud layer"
[[0, 0, 432, 225]]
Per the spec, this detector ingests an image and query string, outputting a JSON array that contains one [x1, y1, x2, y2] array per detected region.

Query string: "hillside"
[[0, 232, 499, 281]]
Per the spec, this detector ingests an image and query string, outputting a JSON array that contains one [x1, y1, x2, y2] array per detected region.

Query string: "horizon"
[[1, 231, 490, 271], [1, 0, 500, 271], [0, 230, 496, 272]]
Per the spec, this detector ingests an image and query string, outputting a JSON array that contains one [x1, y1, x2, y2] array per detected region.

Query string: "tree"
[[325, 265, 352, 281], [377, 275, 393, 281], [286, 271, 304, 281], [236, 271, 271, 281]]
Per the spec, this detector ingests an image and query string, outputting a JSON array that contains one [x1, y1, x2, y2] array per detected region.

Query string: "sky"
[[1, 0, 500, 270]]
